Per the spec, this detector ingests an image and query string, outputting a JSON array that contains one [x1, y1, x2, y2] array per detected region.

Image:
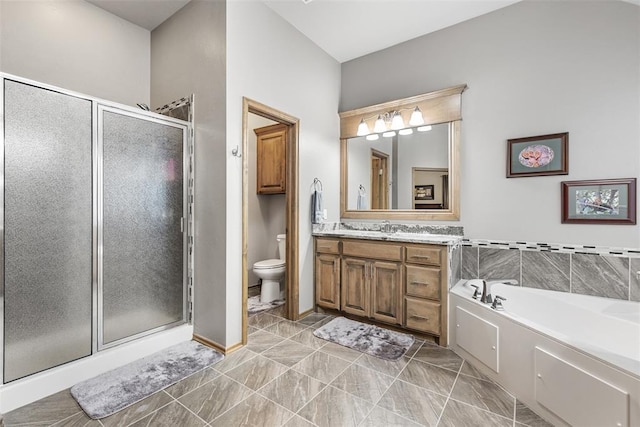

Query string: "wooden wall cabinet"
[[255, 123, 287, 194], [314, 236, 448, 345]]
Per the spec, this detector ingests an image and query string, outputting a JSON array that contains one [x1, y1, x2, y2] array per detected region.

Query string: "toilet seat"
[[253, 259, 285, 270]]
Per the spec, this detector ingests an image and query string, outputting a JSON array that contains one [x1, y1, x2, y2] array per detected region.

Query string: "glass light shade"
[[356, 119, 370, 136], [382, 131, 396, 138], [373, 115, 387, 133], [409, 107, 424, 126], [366, 134, 379, 141], [417, 125, 432, 132], [399, 128, 413, 136], [390, 112, 405, 130]]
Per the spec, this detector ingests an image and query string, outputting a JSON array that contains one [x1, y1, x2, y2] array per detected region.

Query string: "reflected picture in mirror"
[[346, 122, 449, 211]]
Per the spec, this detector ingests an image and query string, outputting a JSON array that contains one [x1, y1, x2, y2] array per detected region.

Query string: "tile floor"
[[2, 306, 554, 427]]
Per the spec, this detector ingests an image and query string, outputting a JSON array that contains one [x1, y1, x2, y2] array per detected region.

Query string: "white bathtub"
[[450, 280, 640, 427]]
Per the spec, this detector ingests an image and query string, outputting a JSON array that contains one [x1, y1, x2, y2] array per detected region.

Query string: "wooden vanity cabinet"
[[314, 238, 341, 309], [255, 123, 287, 194]]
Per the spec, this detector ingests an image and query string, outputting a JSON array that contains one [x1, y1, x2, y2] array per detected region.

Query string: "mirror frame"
[[340, 84, 467, 220]]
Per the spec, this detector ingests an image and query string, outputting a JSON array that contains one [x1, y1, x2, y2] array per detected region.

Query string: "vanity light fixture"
[[417, 125, 432, 132], [366, 134, 379, 141], [355, 107, 426, 138]]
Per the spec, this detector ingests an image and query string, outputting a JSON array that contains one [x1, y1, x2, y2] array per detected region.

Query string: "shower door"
[[99, 106, 187, 348], [3, 80, 93, 382]]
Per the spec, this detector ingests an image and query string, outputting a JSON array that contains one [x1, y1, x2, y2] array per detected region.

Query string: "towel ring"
[[359, 184, 366, 195], [313, 178, 323, 191]]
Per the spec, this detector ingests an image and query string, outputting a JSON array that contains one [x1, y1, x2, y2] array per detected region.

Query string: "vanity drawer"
[[342, 240, 402, 262], [316, 238, 340, 254], [404, 297, 440, 335], [405, 245, 442, 266], [405, 265, 441, 301]]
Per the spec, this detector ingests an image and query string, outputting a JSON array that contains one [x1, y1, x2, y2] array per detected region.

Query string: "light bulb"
[[417, 125, 432, 132], [409, 107, 424, 126], [373, 115, 387, 133], [366, 134, 379, 141], [390, 111, 405, 130], [399, 128, 413, 136], [356, 119, 370, 136], [382, 131, 396, 138]]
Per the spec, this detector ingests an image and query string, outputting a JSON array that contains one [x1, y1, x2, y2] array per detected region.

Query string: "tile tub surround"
[[461, 238, 640, 301], [3, 307, 552, 427]]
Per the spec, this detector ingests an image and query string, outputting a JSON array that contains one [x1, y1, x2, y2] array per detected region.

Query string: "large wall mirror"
[[340, 84, 466, 220]]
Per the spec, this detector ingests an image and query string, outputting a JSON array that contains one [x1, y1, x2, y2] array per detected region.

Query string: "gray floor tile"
[[377, 380, 447, 426], [450, 373, 515, 419], [297, 386, 373, 427], [439, 399, 513, 427], [258, 369, 326, 412], [52, 411, 102, 427], [247, 326, 260, 335], [245, 329, 285, 353], [100, 390, 173, 427], [411, 342, 463, 371], [515, 400, 554, 427], [178, 375, 253, 423], [355, 353, 409, 378], [398, 359, 458, 395], [128, 401, 206, 427], [459, 360, 492, 381], [296, 312, 330, 327], [261, 340, 315, 367], [164, 367, 220, 398], [404, 339, 424, 358], [3, 390, 81, 426], [293, 350, 352, 384], [283, 415, 316, 427], [360, 406, 422, 427], [209, 393, 293, 426], [309, 315, 335, 330], [248, 312, 283, 329], [263, 319, 309, 339], [330, 364, 394, 403], [225, 354, 288, 391], [289, 328, 328, 350], [212, 347, 258, 373]]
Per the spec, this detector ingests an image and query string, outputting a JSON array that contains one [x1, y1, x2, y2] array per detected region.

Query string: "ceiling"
[[86, 0, 515, 62]]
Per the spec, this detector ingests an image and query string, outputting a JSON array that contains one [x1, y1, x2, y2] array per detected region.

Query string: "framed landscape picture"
[[507, 132, 568, 178], [561, 178, 636, 224]]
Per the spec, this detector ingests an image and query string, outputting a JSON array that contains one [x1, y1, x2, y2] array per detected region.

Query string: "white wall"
[[247, 113, 286, 287], [341, 0, 640, 248], [0, 0, 150, 106], [151, 0, 227, 344], [227, 1, 341, 345]]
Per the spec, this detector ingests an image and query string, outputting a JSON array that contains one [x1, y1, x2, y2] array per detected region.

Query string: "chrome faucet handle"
[[479, 279, 492, 304], [491, 295, 507, 310], [469, 284, 480, 299]]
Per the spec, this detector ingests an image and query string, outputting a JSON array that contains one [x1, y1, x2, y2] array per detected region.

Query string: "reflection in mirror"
[[346, 123, 449, 211]]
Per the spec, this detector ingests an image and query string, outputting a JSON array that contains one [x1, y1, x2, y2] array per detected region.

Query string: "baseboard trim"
[[192, 335, 244, 355], [298, 307, 315, 319]]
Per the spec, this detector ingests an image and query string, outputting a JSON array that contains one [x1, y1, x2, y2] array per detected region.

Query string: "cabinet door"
[[341, 258, 369, 317], [255, 123, 287, 194], [315, 253, 340, 309], [371, 261, 402, 324]]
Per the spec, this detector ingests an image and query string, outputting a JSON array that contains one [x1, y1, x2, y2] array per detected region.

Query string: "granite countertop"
[[312, 223, 462, 245]]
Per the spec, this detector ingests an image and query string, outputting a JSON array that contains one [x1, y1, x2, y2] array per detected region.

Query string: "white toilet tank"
[[277, 234, 286, 260]]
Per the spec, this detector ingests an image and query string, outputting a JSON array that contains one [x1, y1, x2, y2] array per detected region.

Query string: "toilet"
[[253, 234, 286, 303]]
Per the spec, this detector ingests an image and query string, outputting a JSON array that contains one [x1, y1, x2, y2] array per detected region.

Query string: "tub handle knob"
[[469, 284, 480, 299], [491, 295, 507, 311]]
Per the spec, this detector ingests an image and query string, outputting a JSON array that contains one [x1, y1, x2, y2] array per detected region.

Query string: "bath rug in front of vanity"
[[70, 340, 223, 419], [313, 317, 414, 360], [248, 295, 285, 315]]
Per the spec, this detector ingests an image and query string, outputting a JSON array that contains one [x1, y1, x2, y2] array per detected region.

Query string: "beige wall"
[[0, 0, 150, 106], [151, 0, 227, 344], [341, 0, 640, 248]]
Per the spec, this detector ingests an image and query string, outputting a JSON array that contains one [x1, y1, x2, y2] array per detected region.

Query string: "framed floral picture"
[[561, 178, 636, 224], [507, 132, 568, 178]]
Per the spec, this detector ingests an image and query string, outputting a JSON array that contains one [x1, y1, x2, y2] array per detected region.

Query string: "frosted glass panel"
[[3, 80, 93, 382], [102, 110, 185, 344]]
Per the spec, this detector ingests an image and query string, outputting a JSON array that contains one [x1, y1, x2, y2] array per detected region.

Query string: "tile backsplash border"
[[461, 238, 640, 302]]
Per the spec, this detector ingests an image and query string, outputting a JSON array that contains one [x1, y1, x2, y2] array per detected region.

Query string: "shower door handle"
[[180, 217, 184, 232]]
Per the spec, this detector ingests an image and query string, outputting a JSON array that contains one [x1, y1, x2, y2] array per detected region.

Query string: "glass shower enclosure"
[[1, 76, 191, 383]]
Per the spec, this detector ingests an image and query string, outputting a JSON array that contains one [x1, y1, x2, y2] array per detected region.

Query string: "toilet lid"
[[254, 259, 285, 269]]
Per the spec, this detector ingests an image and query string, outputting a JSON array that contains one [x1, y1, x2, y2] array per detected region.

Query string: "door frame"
[[241, 97, 299, 345], [370, 148, 389, 209]]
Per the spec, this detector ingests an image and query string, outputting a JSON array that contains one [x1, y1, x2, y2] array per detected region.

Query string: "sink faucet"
[[481, 279, 518, 304], [381, 220, 392, 233]]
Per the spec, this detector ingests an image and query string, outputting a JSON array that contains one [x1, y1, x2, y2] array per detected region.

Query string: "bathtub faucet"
[[481, 279, 518, 305]]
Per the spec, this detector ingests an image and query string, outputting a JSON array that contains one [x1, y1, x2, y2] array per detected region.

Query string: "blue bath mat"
[[70, 340, 223, 419]]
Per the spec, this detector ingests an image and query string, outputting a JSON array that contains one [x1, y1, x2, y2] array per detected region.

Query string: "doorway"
[[371, 148, 389, 209], [241, 98, 299, 345]]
